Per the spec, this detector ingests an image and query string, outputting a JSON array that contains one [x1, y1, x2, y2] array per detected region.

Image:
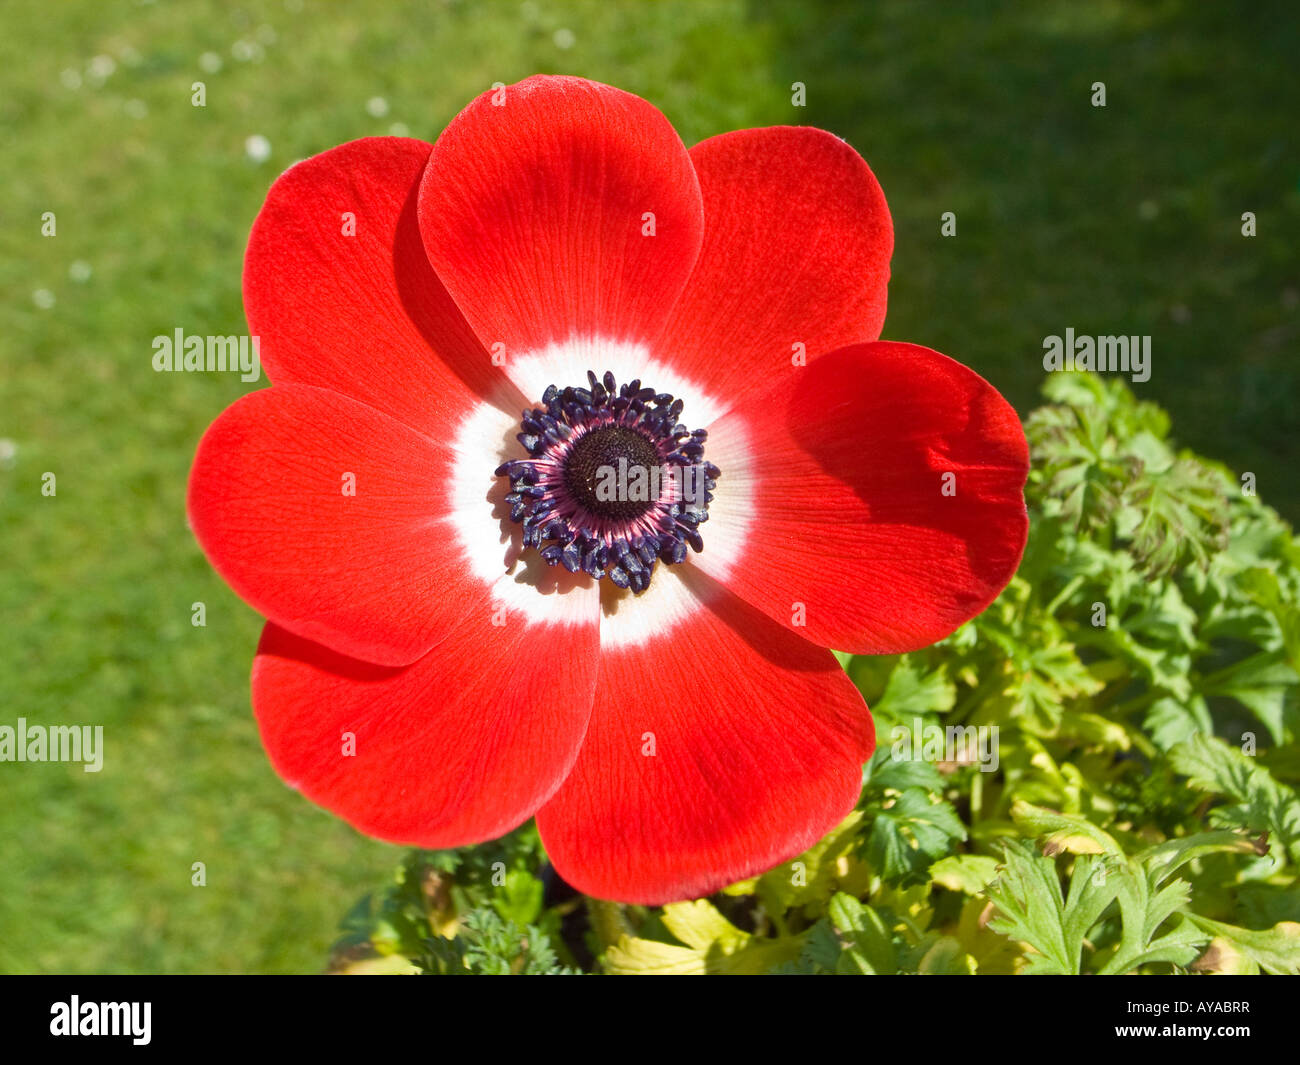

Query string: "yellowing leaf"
[[1191, 937, 1260, 975], [603, 900, 803, 975], [1185, 917, 1300, 975], [1011, 800, 1122, 856], [335, 954, 421, 975], [603, 937, 708, 975], [931, 854, 1002, 895], [660, 900, 747, 953]]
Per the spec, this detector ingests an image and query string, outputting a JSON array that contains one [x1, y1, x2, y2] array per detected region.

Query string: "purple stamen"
[[494, 370, 718, 594]]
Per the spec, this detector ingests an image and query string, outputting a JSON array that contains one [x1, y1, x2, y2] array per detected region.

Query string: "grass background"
[[1, 0, 1296, 973]]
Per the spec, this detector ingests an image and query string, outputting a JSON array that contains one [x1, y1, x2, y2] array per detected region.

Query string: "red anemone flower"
[[187, 75, 1028, 905]]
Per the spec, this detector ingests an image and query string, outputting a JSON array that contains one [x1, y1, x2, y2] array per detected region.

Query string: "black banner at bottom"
[[0, 974, 1290, 1052]]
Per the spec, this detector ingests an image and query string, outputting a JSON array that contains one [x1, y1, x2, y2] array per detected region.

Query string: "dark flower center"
[[562, 426, 661, 521], [494, 370, 719, 594]]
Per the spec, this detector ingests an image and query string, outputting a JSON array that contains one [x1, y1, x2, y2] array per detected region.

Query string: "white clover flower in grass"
[[244, 134, 272, 164]]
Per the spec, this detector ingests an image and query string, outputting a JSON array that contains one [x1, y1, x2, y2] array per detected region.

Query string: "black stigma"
[[563, 426, 661, 520]]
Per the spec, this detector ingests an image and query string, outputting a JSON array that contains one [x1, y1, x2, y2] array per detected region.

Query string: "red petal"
[[244, 137, 519, 438], [253, 576, 600, 847], [652, 127, 893, 415], [536, 568, 874, 904], [698, 341, 1029, 654], [418, 76, 703, 370], [188, 383, 490, 667]]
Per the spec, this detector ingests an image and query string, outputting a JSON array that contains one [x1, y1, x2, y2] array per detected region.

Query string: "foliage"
[[334, 375, 1300, 975], [328, 825, 580, 975], [319, 381, 1300, 983]]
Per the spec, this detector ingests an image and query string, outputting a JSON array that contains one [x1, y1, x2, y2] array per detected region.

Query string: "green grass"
[[1, 0, 1295, 973]]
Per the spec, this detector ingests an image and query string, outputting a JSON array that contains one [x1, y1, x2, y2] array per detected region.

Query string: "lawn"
[[1, 0, 1295, 973]]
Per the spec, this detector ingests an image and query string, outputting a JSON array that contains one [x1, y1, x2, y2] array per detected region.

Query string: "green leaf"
[[872, 655, 957, 724], [864, 753, 946, 794], [982, 635, 1103, 732], [1237, 882, 1300, 927], [866, 788, 967, 886], [1238, 568, 1300, 669], [423, 909, 578, 975], [801, 919, 847, 974], [1098, 913, 1206, 974], [1137, 831, 1262, 885], [1096, 865, 1204, 974], [1144, 696, 1212, 752], [985, 842, 1118, 975], [1026, 374, 1229, 577], [492, 868, 544, 927], [828, 893, 898, 975], [1199, 650, 1298, 745], [1169, 733, 1300, 866], [1123, 456, 1229, 577], [917, 936, 977, 975]]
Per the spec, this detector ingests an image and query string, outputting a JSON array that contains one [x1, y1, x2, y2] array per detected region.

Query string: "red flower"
[[188, 75, 1028, 904]]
